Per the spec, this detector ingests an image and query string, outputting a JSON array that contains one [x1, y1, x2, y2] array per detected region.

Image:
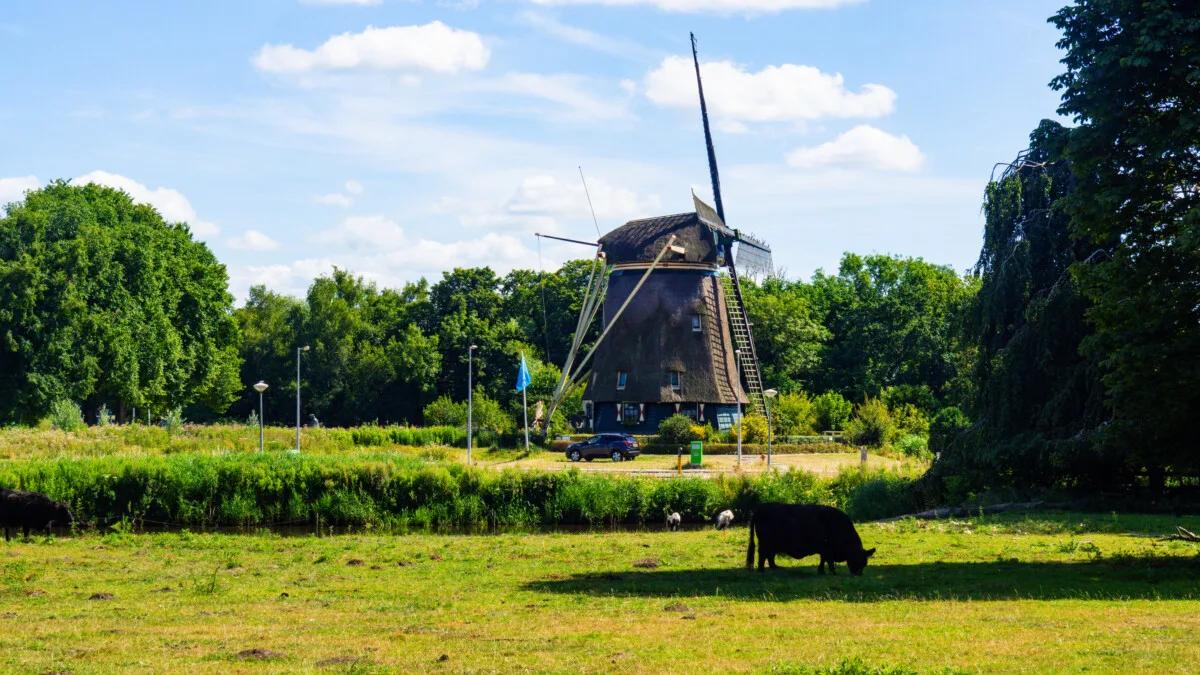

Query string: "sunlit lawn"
[[1, 512, 1197, 673], [467, 448, 921, 478]]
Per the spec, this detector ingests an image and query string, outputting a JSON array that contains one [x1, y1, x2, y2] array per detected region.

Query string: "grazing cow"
[[0, 488, 75, 541], [665, 512, 682, 531], [745, 503, 875, 575], [715, 509, 734, 530]]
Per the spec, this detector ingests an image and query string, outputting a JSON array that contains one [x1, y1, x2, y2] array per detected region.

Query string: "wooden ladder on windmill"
[[721, 269, 767, 417]]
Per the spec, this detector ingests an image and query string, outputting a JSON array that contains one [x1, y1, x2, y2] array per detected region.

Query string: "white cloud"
[[645, 56, 895, 124], [0, 175, 40, 209], [230, 214, 541, 298], [314, 180, 366, 207], [227, 229, 281, 251], [482, 73, 630, 121], [300, 0, 381, 5], [253, 22, 490, 74], [530, 0, 863, 13], [315, 192, 354, 207], [440, 173, 662, 236], [518, 11, 656, 60], [74, 170, 219, 237], [786, 125, 924, 172]]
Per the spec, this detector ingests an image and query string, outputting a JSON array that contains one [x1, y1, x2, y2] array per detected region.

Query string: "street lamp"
[[253, 381, 269, 453], [763, 388, 778, 468], [467, 344, 477, 465], [734, 349, 743, 468], [295, 345, 310, 454]]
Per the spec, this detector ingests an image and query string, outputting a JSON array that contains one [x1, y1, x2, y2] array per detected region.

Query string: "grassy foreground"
[[1, 512, 1198, 673]]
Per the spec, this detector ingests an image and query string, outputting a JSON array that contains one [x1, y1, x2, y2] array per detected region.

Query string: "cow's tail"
[[745, 510, 756, 569]]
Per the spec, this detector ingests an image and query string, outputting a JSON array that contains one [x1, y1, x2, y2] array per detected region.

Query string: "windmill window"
[[669, 371, 681, 392], [616, 371, 628, 391], [691, 315, 702, 332]]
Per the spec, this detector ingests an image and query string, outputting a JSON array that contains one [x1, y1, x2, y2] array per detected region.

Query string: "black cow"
[[0, 488, 75, 541], [745, 503, 875, 575]]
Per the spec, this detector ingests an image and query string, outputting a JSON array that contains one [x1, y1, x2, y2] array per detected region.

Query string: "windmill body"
[[580, 196, 768, 434]]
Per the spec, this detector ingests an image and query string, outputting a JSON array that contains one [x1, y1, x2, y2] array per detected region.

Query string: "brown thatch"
[[584, 268, 746, 405], [598, 213, 724, 266]]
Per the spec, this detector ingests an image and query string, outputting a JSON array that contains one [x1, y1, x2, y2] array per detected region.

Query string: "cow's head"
[[848, 547, 876, 576], [51, 502, 76, 529]]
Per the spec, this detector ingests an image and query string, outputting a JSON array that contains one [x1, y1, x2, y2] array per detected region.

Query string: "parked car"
[[565, 433, 640, 462]]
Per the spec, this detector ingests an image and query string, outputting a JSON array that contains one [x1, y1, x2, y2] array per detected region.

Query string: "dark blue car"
[[565, 433, 640, 462]]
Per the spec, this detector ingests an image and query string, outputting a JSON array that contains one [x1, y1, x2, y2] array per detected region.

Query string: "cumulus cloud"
[[230, 214, 540, 298], [74, 170, 219, 237], [0, 175, 40, 210], [253, 22, 490, 74], [645, 56, 895, 124], [530, 0, 863, 13], [227, 229, 281, 251], [314, 180, 366, 207], [786, 125, 924, 172]]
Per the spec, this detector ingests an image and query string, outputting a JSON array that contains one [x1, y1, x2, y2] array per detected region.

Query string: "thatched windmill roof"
[[598, 212, 724, 266]]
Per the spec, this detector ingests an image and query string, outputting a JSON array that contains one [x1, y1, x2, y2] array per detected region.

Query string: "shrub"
[[657, 414, 697, 445], [96, 404, 114, 427], [813, 392, 852, 432], [423, 390, 514, 435], [741, 414, 770, 444], [48, 400, 84, 432], [929, 406, 970, 456], [894, 433, 930, 458], [774, 392, 817, 436], [845, 398, 894, 448], [890, 403, 930, 436]]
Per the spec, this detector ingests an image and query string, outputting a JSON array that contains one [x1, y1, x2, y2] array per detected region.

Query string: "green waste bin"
[[690, 440, 703, 466]]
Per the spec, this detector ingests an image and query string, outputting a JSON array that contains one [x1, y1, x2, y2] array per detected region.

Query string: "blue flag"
[[515, 353, 532, 392]]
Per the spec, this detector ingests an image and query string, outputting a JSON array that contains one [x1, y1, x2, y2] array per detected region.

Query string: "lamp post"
[[467, 344, 477, 465], [253, 381, 269, 453], [734, 349, 743, 468], [764, 388, 778, 468], [295, 345, 310, 453]]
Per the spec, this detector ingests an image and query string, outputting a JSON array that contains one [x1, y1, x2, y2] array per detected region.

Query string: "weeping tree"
[[934, 121, 1114, 494]]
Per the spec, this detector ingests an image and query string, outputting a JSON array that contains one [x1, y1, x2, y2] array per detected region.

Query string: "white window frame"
[[669, 370, 681, 392], [691, 314, 702, 332]]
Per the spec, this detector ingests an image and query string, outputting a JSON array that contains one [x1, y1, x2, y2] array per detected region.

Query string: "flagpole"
[[523, 387, 529, 452]]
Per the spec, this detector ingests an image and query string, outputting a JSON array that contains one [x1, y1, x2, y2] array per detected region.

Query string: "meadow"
[[1, 512, 1197, 673]]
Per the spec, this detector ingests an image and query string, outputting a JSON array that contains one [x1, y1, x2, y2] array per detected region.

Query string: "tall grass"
[[0, 453, 920, 530], [0, 424, 470, 460]]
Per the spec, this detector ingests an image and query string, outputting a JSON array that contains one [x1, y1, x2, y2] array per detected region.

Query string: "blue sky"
[[0, 0, 1068, 299]]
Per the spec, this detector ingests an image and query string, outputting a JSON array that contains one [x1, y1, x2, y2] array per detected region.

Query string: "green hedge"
[[0, 453, 919, 530], [549, 440, 850, 455]]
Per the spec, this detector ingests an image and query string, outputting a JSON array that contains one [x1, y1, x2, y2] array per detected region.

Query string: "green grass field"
[[2, 512, 1197, 673]]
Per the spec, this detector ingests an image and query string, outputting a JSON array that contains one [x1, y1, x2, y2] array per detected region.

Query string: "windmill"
[[542, 33, 773, 432]]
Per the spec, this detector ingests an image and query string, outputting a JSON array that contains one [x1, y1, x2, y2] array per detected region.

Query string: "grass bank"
[[0, 452, 923, 530], [0, 512, 1197, 672]]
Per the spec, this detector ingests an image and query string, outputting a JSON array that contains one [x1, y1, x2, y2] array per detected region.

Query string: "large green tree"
[[1051, 0, 1200, 487], [806, 253, 977, 406], [0, 181, 241, 422]]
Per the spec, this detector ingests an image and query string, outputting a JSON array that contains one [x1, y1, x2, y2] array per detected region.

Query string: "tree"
[[807, 253, 976, 406], [1051, 0, 1200, 488], [936, 121, 1113, 492], [0, 181, 241, 423], [232, 270, 440, 426], [741, 277, 828, 393]]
